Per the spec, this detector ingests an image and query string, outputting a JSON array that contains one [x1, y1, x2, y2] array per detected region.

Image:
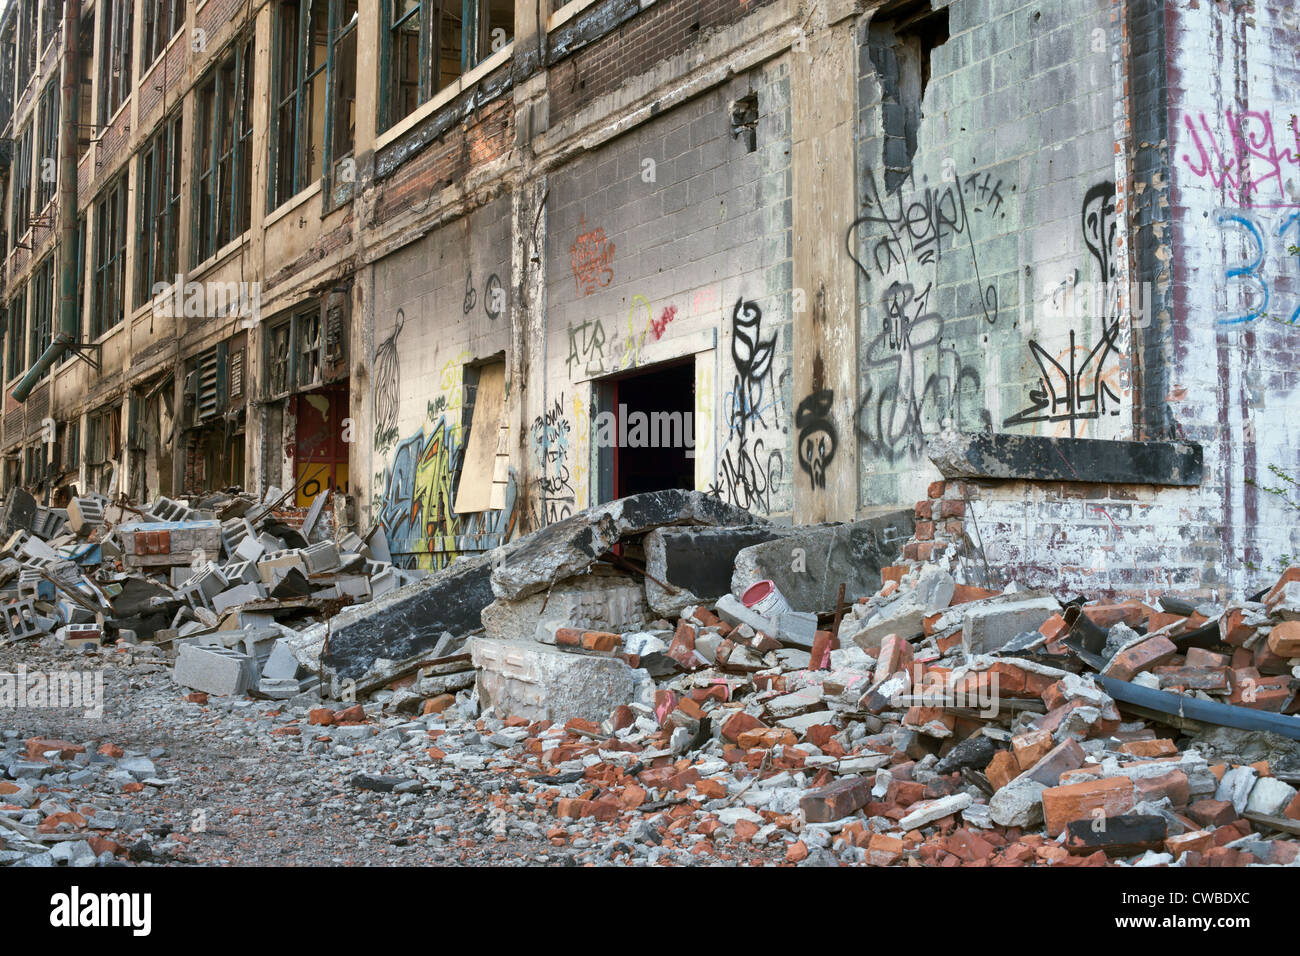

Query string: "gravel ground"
[[0, 642, 803, 867]]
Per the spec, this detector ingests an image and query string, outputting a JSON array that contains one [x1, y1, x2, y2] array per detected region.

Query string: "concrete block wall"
[[542, 64, 794, 522], [853, 0, 1120, 511], [366, 195, 515, 569]]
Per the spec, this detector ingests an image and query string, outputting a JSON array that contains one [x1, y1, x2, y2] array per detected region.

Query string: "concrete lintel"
[[926, 432, 1204, 488]]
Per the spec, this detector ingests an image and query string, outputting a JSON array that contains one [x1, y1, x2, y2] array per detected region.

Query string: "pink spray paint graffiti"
[[1181, 110, 1300, 208]]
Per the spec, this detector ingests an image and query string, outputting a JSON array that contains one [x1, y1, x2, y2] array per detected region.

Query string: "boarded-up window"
[[453, 360, 507, 513]]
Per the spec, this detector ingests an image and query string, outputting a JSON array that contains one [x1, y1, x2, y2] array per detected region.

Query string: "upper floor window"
[[41, 0, 61, 52], [92, 173, 128, 338], [35, 79, 58, 212], [380, 0, 513, 133], [9, 124, 33, 247], [269, 0, 357, 210], [194, 32, 254, 263], [136, 112, 183, 306], [18, 0, 37, 92], [99, 0, 133, 122], [6, 288, 27, 382], [29, 254, 54, 371], [142, 0, 185, 68]]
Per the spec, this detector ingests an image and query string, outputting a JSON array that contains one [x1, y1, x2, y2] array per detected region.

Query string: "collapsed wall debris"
[[4, 483, 1298, 867]]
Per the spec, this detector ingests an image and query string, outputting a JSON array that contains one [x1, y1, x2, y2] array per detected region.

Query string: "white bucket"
[[741, 579, 791, 619]]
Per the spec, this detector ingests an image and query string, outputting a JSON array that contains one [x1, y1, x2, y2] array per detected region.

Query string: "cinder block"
[[2, 599, 43, 641], [67, 497, 106, 536], [173, 643, 254, 696], [211, 581, 268, 616], [302, 541, 340, 574]]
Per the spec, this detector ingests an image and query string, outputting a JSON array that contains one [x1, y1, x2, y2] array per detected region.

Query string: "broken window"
[[6, 287, 27, 381], [17, 0, 35, 93], [28, 254, 53, 371], [35, 79, 58, 213], [136, 111, 183, 305], [270, 0, 357, 209], [91, 173, 128, 338], [267, 319, 292, 398], [86, 404, 121, 493], [867, 0, 948, 193], [194, 32, 255, 264], [41, 0, 60, 51], [9, 122, 32, 246], [380, 0, 513, 132], [98, 0, 133, 122], [141, 0, 184, 67]]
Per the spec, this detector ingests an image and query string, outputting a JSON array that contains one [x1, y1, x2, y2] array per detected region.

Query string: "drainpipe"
[[12, 0, 79, 403]]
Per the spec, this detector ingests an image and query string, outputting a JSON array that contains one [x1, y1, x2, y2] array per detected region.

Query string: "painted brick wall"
[[542, 63, 793, 524], [367, 195, 514, 569], [853, 0, 1120, 511], [1161, 0, 1300, 593]]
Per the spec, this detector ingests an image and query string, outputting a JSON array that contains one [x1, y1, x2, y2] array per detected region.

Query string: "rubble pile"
[[2, 487, 1298, 866], [0, 484, 421, 700]]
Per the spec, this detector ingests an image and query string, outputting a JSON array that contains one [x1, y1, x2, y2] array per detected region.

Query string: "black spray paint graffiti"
[[565, 319, 607, 377], [855, 279, 989, 461], [846, 168, 1004, 325], [530, 396, 575, 526], [712, 299, 785, 513], [1003, 182, 1122, 436], [373, 309, 404, 451], [484, 273, 504, 320], [462, 271, 477, 314], [795, 389, 837, 489], [846, 169, 1002, 462]]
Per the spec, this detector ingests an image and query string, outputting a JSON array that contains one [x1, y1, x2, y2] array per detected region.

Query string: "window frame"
[[98, 0, 134, 124], [193, 32, 255, 265], [9, 122, 33, 247], [379, 0, 512, 133], [28, 253, 54, 376], [268, 0, 358, 211], [141, 0, 186, 69], [6, 287, 27, 383], [135, 111, 184, 306], [35, 79, 59, 213], [91, 173, 128, 339]]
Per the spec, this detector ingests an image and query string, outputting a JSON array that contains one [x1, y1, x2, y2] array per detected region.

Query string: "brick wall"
[[547, 0, 780, 125]]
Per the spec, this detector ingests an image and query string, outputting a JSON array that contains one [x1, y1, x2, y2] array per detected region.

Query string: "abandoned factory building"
[[0, 0, 1295, 598]]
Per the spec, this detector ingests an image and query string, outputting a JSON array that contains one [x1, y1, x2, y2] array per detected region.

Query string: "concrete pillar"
[[790, 6, 860, 524]]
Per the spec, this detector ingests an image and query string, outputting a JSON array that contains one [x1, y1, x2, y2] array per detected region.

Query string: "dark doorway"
[[599, 359, 695, 501]]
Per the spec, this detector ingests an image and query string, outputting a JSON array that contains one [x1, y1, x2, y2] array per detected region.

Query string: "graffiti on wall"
[[1213, 207, 1300, 326], [1181, 110, 1300, 209], [847, 168, 1005, 324], [848, 169, 1003, 463], [795, 388, 837, 489], [376, 416, 519, 571], [571, 223, 616, 296], [374, 309, 404, 452], [530, 396, 576, 527], [1004, 182, 1124, 437], [711, 299, 786, 513]]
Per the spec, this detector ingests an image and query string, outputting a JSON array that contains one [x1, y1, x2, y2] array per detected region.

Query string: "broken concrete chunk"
[[173, 643, 255, 696], [470, 637, 643, 723], [962, 596, 1059, 656]]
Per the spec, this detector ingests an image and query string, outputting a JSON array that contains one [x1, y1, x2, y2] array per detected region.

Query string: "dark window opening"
[[867, 0, 949, 194], [36, 79, 59, 213], [380, 0, 513, 133], [98, 0, 133, 123], [92, 173, 128, 338], [136, 111, 183, 305], [597, 360, 695, 502]]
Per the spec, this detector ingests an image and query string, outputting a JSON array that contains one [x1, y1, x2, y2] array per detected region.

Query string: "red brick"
[[927, 480, 945, 498], [1042, 777, 1136, 836], [1268, 620, 1300, 657], [985, 750, 1020, 791], [1118, 739, 1178, 757], [1101, 635, 1178, 681], [25, 738, 85, 761], [1011, 729, 1053, 769], [866, 833, 905, 866], [800, 776, 872, 823], [720, 711, 766, 743], [1188, 798, 1237, 828]]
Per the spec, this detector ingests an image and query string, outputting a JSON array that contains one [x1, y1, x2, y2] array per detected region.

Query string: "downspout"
[[12, 0, 79, 402]]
